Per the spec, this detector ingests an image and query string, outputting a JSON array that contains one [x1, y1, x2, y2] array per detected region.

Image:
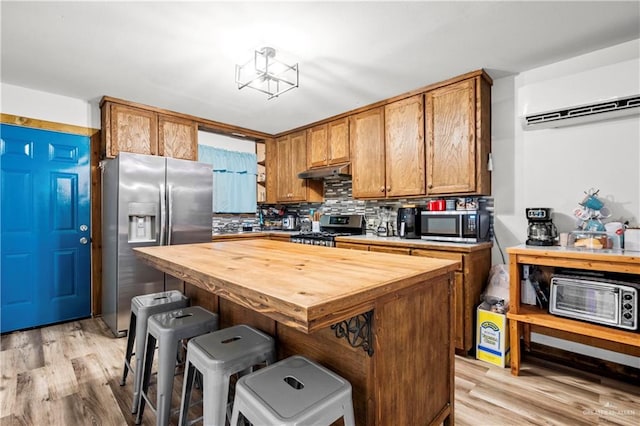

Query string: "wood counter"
[[134, 240, 459, 425]]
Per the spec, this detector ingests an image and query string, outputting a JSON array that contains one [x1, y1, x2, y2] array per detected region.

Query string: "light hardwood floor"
[[1, 317, 638, 425]]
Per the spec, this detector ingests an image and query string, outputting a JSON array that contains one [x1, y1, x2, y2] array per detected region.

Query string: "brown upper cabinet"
[[350, 107, 386, 198], [101, 98, 198, 160], [307, 117, 350, 168], [384, 94, 425, 198], [157, 115, 198, 160], [350, 94, 425, 199], [275, 131, 322, 203], [425, 76, 491, 195]]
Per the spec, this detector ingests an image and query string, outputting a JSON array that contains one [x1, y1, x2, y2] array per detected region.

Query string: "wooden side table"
[[506, 245, 640, 376]]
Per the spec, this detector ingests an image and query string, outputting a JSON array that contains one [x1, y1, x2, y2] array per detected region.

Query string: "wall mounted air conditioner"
[[522, 95, 640, 129], [519, 57, 640, 130]]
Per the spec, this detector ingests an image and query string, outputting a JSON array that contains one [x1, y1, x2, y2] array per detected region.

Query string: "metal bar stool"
[[121, 290, 189, 414], [136, 306, 219, 426], [178, 324, 276, 426], [229, 355, 355, 426]]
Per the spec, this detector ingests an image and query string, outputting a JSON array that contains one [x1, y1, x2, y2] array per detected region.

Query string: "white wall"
[[491, 39, 640, 264], [490, 38, 640, 368], [1, 82, 99, 129], [197, 130, 256, 153]]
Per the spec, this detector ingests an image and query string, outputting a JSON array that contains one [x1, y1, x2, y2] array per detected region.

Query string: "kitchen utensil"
[[397, 206, 422, 239], [300, 217, 312, 232], [377, 208, 391, 237], [526, 208, 557, 246], [580, 193, 604, 210], [428, 200, 445, 211], [625, 228, 640, 252], [282, 214, 299, 231]]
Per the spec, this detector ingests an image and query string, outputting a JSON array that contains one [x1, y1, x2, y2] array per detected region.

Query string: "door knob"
[[80, 237, 88, 245], [80, 224, 88, 232]]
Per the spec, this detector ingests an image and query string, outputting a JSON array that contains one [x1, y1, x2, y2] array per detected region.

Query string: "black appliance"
[[290, 214, 365, 247], [397, 206, 422, 239], [526, 207, 558, 246], [420, 199, 492, 243]]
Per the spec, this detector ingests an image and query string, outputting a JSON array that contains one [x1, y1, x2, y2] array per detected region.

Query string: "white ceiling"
[[1, 1, 639, 135]]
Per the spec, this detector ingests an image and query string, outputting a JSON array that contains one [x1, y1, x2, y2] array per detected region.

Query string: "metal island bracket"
[[331, 310, 374, 356]]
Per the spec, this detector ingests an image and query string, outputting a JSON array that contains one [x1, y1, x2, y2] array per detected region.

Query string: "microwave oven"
[[549, 275, 639, 331], [420, 208, 491, 243]]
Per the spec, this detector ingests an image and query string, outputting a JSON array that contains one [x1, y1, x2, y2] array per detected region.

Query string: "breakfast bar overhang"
[[134, 239, 459, 425]]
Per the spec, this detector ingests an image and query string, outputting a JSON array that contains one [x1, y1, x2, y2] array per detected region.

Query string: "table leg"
[[523, 323, 531, 352], [509, 319, 522, 376]]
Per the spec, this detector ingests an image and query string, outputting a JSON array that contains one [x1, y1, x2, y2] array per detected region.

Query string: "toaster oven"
[[549, 275, 639, 331]]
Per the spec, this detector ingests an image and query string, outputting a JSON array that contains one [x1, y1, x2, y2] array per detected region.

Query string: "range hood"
[[297, 163, 351, 179]]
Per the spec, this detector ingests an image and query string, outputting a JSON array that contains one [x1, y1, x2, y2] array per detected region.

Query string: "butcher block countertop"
[[134, 239, 458, 333]]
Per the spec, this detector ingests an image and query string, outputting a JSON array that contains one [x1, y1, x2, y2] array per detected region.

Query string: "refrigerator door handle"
[[159, 183, 166, 245], [167, 184, 173, 245]]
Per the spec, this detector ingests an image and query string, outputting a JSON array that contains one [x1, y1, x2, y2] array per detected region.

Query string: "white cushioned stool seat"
[[229, 355, 355, 426]]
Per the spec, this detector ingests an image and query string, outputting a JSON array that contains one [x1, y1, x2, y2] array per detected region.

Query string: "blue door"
[[1, 124, 91, 333]]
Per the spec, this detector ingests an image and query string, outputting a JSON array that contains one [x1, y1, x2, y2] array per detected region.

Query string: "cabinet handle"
[[387, 186, 391, 192], [380, 187, 385, 193], [428, 184, 433, 189]]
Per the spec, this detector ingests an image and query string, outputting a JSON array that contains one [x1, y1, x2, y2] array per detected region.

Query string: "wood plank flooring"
[[1, 317, 638, 425]]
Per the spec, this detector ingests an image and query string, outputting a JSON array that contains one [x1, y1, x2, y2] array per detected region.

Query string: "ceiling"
[[1, 1, 639, 135]]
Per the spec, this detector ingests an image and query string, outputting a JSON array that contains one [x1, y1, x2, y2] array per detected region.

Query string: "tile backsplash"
[[214, 178, 491, 236]]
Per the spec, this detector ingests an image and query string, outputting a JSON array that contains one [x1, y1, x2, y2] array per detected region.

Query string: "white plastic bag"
[[482, 264, 510, 310]]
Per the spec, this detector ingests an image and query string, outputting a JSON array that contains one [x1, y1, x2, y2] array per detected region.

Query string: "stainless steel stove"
[[290, 215, 365, 247]]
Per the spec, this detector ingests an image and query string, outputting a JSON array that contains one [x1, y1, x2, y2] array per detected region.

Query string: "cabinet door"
[[335, 242, 369, 251], [109, 103, 158, 157], [307, 124, 329, 168], [426, 79, 476, 195], [368, 245, 411, 255], [327, 118, 349, 165], [288, 131, 308, 202], [264, 139, 278, 204], [276, 136, 292, 201], [350, 107, 385, 198], [385, 95, 425, 197], [158, 115, 197, 160]]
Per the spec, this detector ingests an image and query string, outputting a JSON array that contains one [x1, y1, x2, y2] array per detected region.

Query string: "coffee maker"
[[397, 206, 422, 239], [526, 208, 558, 246]]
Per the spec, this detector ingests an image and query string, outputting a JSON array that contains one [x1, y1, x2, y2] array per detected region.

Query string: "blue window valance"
[[198, 145, 257, 213]]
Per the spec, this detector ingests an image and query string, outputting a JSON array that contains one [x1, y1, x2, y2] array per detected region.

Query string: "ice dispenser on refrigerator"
[[127, 203, 157, 242]]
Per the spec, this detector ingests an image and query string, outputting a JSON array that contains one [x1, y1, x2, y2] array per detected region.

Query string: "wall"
[[1, 82, 99, 128], [491, 39, 640, 265], [197, 130, 256, 153]]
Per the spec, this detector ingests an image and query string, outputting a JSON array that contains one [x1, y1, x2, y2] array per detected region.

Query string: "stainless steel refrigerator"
[[101, 152, 212, 337]]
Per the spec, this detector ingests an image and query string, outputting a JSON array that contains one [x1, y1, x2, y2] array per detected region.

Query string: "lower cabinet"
[[336, 240, 491, 354]]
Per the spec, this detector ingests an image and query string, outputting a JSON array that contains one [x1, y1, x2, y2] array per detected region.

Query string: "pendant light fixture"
[[235, 47, 299, 99]]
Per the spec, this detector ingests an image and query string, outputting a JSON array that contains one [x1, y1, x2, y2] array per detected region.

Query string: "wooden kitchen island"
[[134, 239, 459, 425]]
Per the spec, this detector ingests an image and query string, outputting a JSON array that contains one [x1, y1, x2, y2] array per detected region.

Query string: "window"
[[198, 144, 257, 213]]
